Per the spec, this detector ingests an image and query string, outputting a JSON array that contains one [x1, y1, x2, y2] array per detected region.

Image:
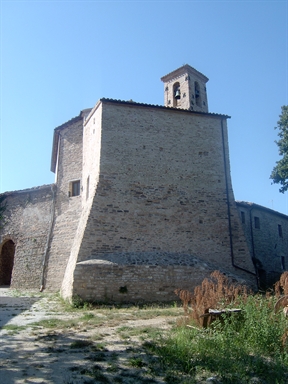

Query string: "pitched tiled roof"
[[160, 64, 209, 83], [100, 98, 230, 119], [236, 201, 288, 219], [0, 184, 55, 197]]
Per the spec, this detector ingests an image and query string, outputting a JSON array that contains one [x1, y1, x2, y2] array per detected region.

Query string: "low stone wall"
[[71, 256, 250, 303]]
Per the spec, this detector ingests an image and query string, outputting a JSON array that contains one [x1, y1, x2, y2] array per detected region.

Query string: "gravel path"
[[0, 288, 179, 384]]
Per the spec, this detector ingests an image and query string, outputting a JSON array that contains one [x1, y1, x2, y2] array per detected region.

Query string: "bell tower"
[[161, 64, 209, 112]]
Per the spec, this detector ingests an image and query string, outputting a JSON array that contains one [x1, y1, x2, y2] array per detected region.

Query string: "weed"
[[90, 342, 106, 351], [32, 318, 77, 329], [155, 274, 288, 383], [129, 357, 146, 368], [85, 352, 106, 361], [107, 363, 119, 372], [70, 339, 93, 349], [80, 312, 95, 321], [117, 326, 133, 339], [117, 325, 162, 342], [1, 324, 26, 333], [82, 364, 109, 383], [71, 295, 94, 309], [110, 352, 118, 361], [175, 270, 250, 326], [69, 366, 81, 372], [275, 271, 288, 296], [164, 372, 183, 383], [92, 333, 104, 341]]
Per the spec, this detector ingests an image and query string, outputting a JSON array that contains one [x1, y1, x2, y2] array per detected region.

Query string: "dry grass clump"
[[274, 271, 288, 297], [175, 270, 250, 326], [273, 271, 288, 346]]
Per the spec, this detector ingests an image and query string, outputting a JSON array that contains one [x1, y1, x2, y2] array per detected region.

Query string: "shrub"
[[275, 271, 288, 296], [175, 271, 250, 327]]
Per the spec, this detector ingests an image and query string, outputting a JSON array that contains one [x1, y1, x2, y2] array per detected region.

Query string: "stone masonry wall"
[[0, 185, 54, 289], [73, 259, 233, 303], [237, 202, 288, 288], [45, 116, 84, 291], [69, 101, 256, 302], [61, 103, 103, 299]]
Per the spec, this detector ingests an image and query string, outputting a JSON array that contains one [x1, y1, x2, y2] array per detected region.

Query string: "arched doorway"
[[0, 240, 15, 286]]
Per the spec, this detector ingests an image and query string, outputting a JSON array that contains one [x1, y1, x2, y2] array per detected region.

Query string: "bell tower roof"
[[161, 64, 208, 84], [161, 64, 209, 112]]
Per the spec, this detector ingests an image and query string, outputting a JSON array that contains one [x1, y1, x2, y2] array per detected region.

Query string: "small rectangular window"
[[278, 224, 283, 238], [72, 181, 80, 196], [254, 217, 260, 229], [281, 256, 285, 270], [69, 180, 80, 197], [241, 211, 245, 224]]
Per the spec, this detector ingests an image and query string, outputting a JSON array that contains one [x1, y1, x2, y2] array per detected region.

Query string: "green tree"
[[270, 105, 288, 193]]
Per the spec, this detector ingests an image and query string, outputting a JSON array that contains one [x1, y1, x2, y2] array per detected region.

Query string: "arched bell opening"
[[173, 82, 181, 107], [0, 240, 15, 286]]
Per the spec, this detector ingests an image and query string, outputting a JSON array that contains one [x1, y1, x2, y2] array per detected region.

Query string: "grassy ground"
[[1, 287, 288, 383], [147, 295, 288, 384]]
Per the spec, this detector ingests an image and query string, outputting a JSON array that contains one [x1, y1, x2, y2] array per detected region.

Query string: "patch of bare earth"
[[0, 288, 182, 384]]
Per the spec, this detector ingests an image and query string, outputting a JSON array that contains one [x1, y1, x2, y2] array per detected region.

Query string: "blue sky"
[[1, 0, 288, 214]]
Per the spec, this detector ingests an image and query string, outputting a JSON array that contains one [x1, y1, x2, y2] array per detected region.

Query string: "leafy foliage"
[[270, 105, 288, 192]]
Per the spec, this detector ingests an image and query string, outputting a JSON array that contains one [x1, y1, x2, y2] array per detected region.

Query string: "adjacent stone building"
[[236, 201, 288, 289], [0, 65, 287, 301]]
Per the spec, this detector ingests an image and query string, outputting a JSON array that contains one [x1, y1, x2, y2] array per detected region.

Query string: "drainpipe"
[[248, 207, 256, 262], [220, 119, 256, 277], [248, 206, 260, 287], [40, 183, 56, 291]]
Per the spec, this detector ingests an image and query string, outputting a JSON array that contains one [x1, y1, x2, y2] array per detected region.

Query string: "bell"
[[175, 90, 181, 99]]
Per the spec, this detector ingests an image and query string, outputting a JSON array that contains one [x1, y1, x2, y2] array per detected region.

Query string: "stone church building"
[[0, 65, 287, 302]]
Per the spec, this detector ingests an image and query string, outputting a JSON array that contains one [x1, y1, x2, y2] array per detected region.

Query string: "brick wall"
[[73, 259, 228, 303], [0, 100, 258, 298], [61, 100, 256, 302], [61, 103, 103, 298], [0, 185, 54, 289], [45, 116, 84, 290]]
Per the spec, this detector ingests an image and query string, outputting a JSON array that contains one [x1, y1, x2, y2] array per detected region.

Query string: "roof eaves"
[[0, 184, 55, 198], [160, 64, 209, 83], [51, 110, 91, 173], [54, 114, 83, 132], [236, 200, 288, 219], [100, 98, 230, 119]]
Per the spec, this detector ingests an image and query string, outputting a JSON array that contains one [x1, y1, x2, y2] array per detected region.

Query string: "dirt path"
[[0, 288, 182, 384]]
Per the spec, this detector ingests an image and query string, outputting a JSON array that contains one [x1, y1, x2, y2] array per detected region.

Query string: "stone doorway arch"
[[0, 240, 15, 286]]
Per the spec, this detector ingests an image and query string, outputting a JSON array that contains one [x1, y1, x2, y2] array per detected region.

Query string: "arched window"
[[0, 239, 15, 286]]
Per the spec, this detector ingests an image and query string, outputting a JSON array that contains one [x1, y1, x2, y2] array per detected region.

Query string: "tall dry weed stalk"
[[274, 271, 288, 297], [175, 271, 250, 326]]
